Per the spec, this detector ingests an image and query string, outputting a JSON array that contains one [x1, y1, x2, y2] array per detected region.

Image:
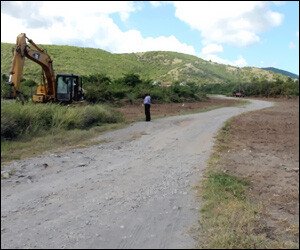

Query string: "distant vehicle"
[[8, 33, 84, 103], [233, 91, 245, 97]]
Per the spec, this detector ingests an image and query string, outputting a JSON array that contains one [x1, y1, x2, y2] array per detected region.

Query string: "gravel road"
[[1, 96, 273, 249]]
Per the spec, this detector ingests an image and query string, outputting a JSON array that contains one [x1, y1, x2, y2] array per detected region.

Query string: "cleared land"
[[202, 97, 299, 248], [1, 96, 298, 249]]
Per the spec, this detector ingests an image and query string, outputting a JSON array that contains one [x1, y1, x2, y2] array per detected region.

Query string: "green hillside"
[[1, 42, 290, 85], [261, 67, 299, 79]]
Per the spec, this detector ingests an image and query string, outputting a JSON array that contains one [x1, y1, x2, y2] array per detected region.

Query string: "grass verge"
[[1, 123, 126, 165]]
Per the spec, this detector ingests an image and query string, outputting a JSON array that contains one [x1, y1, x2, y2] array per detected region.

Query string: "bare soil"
[[117, 97, 239, 122], [218, 97, 299, 245]]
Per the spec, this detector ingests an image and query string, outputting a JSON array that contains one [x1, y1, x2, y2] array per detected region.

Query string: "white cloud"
[[1, 1, 195, 56], [200, 45, 248, 68], [201, 53, 248, 68], [234, 56, 248, 67], [172, 1, 284, 47], [1, 1, 138, 44], [201, 44, 223, 55], [92, 19, 195, 55], [266, 10, 283, 26]]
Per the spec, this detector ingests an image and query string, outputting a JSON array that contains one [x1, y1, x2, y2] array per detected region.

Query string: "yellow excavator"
[[8, 33, 84, 103]]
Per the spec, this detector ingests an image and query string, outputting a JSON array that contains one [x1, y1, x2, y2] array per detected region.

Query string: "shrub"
[[82, 73, 209, 104], [121, 73, 142, 87], [1, 101, 123, 140], [79, 105, 123, 128]]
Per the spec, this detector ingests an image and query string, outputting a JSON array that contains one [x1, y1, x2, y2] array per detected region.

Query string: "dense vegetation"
[[82, 73, 207, 104], [1, 42, 292, 86], [1, 100, 123, 141], [199, 77, 299, 97]]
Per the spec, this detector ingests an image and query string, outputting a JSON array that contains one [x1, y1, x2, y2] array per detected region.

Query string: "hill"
[[1, 42, 290, 85], [261, 67, 299, 79]]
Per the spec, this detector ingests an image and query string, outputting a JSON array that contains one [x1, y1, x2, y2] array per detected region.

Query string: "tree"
[[84, 73, 111, 86], [122, 73, 142, 87]]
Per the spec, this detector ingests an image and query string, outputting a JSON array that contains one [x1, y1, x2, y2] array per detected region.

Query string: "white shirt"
[[143, 95, 151, 105]]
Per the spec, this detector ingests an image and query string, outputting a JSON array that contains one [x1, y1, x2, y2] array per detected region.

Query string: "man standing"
[[143, 93, 151, 121]]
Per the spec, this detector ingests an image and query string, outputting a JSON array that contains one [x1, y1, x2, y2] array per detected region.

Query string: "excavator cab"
[[56, 74, 83, 102]]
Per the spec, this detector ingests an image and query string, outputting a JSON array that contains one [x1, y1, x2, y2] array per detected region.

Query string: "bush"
[[79, 105, 123, 128], [168, 82, 207, 102], [1, 83, 12, 99], [201, 79, 299, 98], [121, 73, 142, 87], [83, 73, 208, 104], [1, 114, 19, 139], [1, 101, 123, 140]]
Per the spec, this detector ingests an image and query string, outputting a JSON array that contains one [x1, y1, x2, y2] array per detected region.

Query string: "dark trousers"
[[144, 104, 151, 121]]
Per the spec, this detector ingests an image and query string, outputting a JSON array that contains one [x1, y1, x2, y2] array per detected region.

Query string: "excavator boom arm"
[[8, 33, 26, 96], [8, 33, 56, 100]]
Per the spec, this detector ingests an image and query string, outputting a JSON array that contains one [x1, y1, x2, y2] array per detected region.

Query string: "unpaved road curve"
[[1, 96, 273, 249]]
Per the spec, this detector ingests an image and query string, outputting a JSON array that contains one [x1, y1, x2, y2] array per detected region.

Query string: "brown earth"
[[217, 97, 299, 246], [118, 96, 299, 246], [117, 97, 240, 122]]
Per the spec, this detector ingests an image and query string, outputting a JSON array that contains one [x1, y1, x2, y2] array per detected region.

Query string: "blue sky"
[[1, 1, 299, 74]]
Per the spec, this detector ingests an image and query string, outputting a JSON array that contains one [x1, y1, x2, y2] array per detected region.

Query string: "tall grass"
[[1, 100, 123, 140]]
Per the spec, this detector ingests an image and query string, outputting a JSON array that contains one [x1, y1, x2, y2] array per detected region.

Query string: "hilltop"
[[1, 42, 290, 85], [261, 67, 299, 79]]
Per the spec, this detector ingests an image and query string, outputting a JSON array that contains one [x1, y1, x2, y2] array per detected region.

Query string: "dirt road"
[[1, 97, 273, 249]]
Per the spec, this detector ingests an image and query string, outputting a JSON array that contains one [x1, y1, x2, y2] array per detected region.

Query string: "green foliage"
[[83, 75, 132, 103], [1, 76, 12, 98], [204, 171, 249, 201], [2, 42, 297, 100], [1, 42, 293, 88], [1, 101, 54, 139], [199, 78, 299, 97], [23, 79, 37, 88], [121, 73, 142, 87], [82, 73, 112, 86], [82, 72, 207, 104], [199, 82, 237, 96], [168, 82, 206, 102], [1, 73, 39, 100], [1, 100, 123, 140]]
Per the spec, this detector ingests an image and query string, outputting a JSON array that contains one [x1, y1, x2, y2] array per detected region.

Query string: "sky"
[[1, 1, 299, 75]]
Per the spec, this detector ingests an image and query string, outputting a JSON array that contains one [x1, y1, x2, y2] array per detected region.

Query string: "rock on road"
[[1, 97, 273, 249]]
